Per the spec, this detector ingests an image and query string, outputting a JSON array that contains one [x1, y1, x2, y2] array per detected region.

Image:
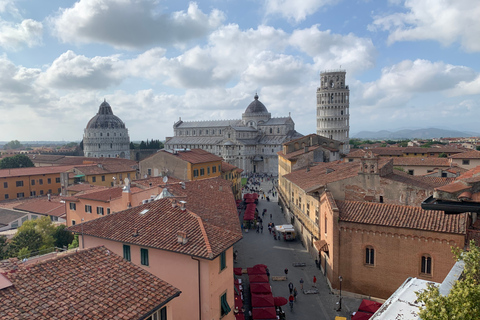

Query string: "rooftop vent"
[[177, 231, 188, 244], [132, 228, 139, 237], [140, 209, 149, 215], [179, 200, 187, 211]]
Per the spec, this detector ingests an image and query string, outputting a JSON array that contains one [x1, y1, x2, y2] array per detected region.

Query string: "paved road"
[[235, 177, 362, 320]]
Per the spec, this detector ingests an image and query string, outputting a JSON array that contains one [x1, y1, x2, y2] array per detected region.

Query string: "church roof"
[[176, 119, 241, 128], [166, 136, 225, 145], [86, 100, 126, 129], [261, 117, 293, 125], [244, 94, 269, 114]]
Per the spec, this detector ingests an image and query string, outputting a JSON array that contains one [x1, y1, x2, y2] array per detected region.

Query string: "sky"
[[0, 0, 479, 141]]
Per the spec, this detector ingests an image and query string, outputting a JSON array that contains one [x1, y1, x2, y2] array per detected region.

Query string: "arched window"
[[421, 255, 432, 274], [365, 246, 374, 265], [269, 128, 272, 134]]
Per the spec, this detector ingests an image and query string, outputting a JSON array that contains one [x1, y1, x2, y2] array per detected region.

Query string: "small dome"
[[245, 94, 268, 114], [86, 100, 126, 129]]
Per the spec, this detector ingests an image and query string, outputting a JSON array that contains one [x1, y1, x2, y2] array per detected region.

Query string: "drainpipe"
[[191, 256, 202, 320]]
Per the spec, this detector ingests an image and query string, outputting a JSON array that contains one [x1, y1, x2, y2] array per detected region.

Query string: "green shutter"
[[221, 293, 231, 315]]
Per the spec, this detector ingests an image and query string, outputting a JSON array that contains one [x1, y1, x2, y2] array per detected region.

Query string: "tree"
[[0, 235, 9, 260], [53, 225, 74, 248], [0, 154, 35, 169], [476, 146, 480, 151], [438, 153, 448, 158], [13, 216, 56, 254], [68, 234, 79, 249], [11, 228, 43, 255], [3, 140, 23, 150], [416, 240, 480, 320], [139, 141, 147, 149]]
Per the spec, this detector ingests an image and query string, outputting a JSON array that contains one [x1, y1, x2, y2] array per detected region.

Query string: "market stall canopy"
[[252, 307, 276, 319], [250, 283, 272, 294], [251, 293, 274, 308], [358, 299, 382, 314], [234, 268, 243, 276], [247, 265, 267, 275], [249, 274, 269, 283], [351, 311, 373, 320], [273, 296, 288, 306]]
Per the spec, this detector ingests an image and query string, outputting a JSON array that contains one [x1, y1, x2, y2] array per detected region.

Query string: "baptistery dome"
[[83, 100, 130, 159], [244, 93, 269, 114], [242, 94, 271, 127]]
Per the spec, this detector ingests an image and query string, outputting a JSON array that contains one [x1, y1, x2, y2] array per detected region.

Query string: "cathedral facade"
[[83, 100, 130, 159], [165, 94, 303, 174]]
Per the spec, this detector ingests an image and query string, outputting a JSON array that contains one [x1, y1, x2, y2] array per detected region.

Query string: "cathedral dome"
[[245, 94, 269, 114], [86, 100, 126, 129]]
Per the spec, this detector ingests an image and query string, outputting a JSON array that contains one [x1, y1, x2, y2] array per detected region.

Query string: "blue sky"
[[0, 0, 479, 141]]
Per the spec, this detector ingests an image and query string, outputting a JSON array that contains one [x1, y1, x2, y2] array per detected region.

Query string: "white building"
[[165, 94, 303, 174], [316, 70, 350, 154], [83, 100, 130, 159]]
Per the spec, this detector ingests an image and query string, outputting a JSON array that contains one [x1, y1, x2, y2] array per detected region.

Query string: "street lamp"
[[337, 276, 343, 311]]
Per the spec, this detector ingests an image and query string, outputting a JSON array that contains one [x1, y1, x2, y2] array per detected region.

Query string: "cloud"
[[264, 0, 335, 23], [49, 0, 225, 49], [448, 75, 480, 96], [0, 55, 41, 105], [0, 18, 43, 50], [370, 0, 480, 52], [289, 25, 377, 74], [39, 50, 125, 90]]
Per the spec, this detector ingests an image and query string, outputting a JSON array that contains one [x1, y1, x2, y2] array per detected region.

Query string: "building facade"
[[165, 94, 303, 174], [83, 100, 130, 159], [316, 70, 350, 154]]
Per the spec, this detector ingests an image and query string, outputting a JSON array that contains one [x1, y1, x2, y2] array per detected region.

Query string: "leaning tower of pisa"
[[316, 70, 350, 154]]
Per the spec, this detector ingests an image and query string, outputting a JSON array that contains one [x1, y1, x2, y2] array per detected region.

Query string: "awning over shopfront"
[[313, 240, 328, 252]]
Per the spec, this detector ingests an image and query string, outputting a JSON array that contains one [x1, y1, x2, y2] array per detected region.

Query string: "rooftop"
[[162, 148, 222, 164], [0, 246, 181, 319]]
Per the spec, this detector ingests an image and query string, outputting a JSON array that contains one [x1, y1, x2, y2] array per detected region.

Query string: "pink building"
[[69, 177, 242, 320]]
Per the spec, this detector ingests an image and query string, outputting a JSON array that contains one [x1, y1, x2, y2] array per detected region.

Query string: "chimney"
[[179, 200, 187, 211], [47, 194, 51, 201], [172, 199, 177, 208], [132, 228, 139, 237], [177, 231, 188, 244], [219, 185, 223, 191]]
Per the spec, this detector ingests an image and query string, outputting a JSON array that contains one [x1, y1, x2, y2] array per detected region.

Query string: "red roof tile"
[[170, 148, 222, 164], [0, 246, 180, 319], [0, 165, 76, 178], [450, 150, 480, 159], [277, 145, 322, 160], [337, 200, 466, 234], [221, 161, 238, 173], [66, 183, 105, 192], [14, 199, 66, 217], [392, 157, 451, 167]]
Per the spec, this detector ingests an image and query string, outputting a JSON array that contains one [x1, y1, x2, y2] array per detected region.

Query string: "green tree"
[[0, 235, 9, 260], [438, 153, 448, 158], [53, 225, 74, 248], [139, 141, 147, 149], [14, 216, 56, 253], [476, 146, 480, 151], [11, 228, 43, 254], [416, 240, 480, 320], [68, 234, 79, 249], [3, 140, 23, 150], [0, 154, 35, 169]]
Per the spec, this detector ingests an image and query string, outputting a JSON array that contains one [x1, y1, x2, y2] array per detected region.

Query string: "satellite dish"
[[163, 176, 168, 183]]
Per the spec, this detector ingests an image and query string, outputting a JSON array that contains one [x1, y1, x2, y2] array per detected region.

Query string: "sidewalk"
[[235, 177, 362, 319]]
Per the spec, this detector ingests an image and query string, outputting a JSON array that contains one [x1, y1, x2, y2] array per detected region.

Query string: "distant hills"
[[352, 128, 480, 140]]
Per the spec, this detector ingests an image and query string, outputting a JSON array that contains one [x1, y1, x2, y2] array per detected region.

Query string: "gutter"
[[421, 195, 480, 214], [191, 256, 202, 320]]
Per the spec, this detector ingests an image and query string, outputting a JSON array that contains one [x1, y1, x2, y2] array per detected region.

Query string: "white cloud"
[[289, 25, 377, 74], [370, 0, 480, 52], [49, 0, 225, 49], [448, 75, 480, 96], [0, 18, 43, 50], [38, 50, 124, 90], [264, 0, 335, 23], [0, 55, 41, 105]]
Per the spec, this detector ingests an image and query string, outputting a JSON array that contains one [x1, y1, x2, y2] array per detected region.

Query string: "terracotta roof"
[[384, 171, 455, 189], [0, 165, 76, 178], [337, 200, 466, 234], [69, 178, 242, 259], [345, 149, 366, 158], [450, 150, 480, 159], [167, 148, 222, 164], [277, 145, 322, 160], [392, 157, 451, 167], [13, 199, 65, 217], [133, 175, 182, 188], [0, 195, 64, 210], [221, 161, 238, 173], [74, 162, 137, 176], [66, 183, 105, 192], [0, 246, 180, 319]]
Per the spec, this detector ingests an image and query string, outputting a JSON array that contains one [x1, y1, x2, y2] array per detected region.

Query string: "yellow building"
[[221, 161, 243, 200], [67, 161, 138, 187], [139, 149, 222, 181]]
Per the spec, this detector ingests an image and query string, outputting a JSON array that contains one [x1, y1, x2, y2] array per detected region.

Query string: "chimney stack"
[[133, 228, 139, 237], [179, 201, 187, 211], [177, 231, 188, 244]]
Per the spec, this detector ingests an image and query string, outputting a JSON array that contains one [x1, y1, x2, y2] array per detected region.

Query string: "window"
[[71, 220, 76, 226], [220, 292, 231, 317], [31, 179, 35, 185], [55, 177, 60, 183], [324, 217, 327, 234], [212, 166, 217, 173], [220, 251, 226, 271], [207, 167, 210, 175], [463, 160, 470, 165], [193, 169, 199, 177], [218, 165, 221, 172], [3, 182, 7, 188], [97, 207, 104, 215], [58, 188, 61, 193], [147, 168, 152, 176], [421, 255, 432, 274], [141, 248, 149, 266], [69, 203, 76, 210], [147, 307, 167, 320], [441, 172, 447, 177], [92, 176, 96, 183], [39, 179, 43, 185], [85, 205, 92, 213], [200, 168, 205, 176], [107, 208, 111, 214], [17, 193, 24, 198], [47, 178, 51, 184], [408, 170, 414, 175], [102, 175, 105, 181], [123, 245, 131, 261], [4, 194, 9, 199], [16, 181, 24, 187], [30, 191, 36, 196], [379, 196, 384, 203], [365, 246, 375, 265], [11, 220, 18, 228]]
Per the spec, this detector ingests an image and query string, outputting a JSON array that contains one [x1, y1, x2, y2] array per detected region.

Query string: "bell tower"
[[316, 70, 350, 154]]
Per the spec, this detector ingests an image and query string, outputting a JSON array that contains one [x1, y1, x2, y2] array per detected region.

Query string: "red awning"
[[249, 274, 269, 283], [358, 299, 382, 314], [234, 296, 243, 309], [234, 313, 245, 320], [234, 268, 243, 276], [273, 296, 288, 306], [251, 307, 276, 319], [247, 266, 267, 275], [351, 310, 374, 320], [250, 283, 272, 294], [251, 293, 274, 308]]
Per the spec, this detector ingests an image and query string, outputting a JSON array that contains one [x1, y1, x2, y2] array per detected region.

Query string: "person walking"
[[313, 275, 317, 287], [293, 287, 298, 301], [260, 225, 263, 233], [270, 213, 272, 220], [289, 294, 294, 311], [284, 268, 289, 278], [299, 278, 304, 290], [288, 282, 294, 294]]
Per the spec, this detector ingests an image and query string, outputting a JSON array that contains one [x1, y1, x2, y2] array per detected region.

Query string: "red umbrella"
[[273, 296, 288, 306], [250, 283, 272, 294], [358, 299, 382, 313], [234, 268, 243, 276], [351, 311, 373, 320], [251, 293, 274, 307], [251, 307, 276, 319], [249, 274, 269, 283]]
